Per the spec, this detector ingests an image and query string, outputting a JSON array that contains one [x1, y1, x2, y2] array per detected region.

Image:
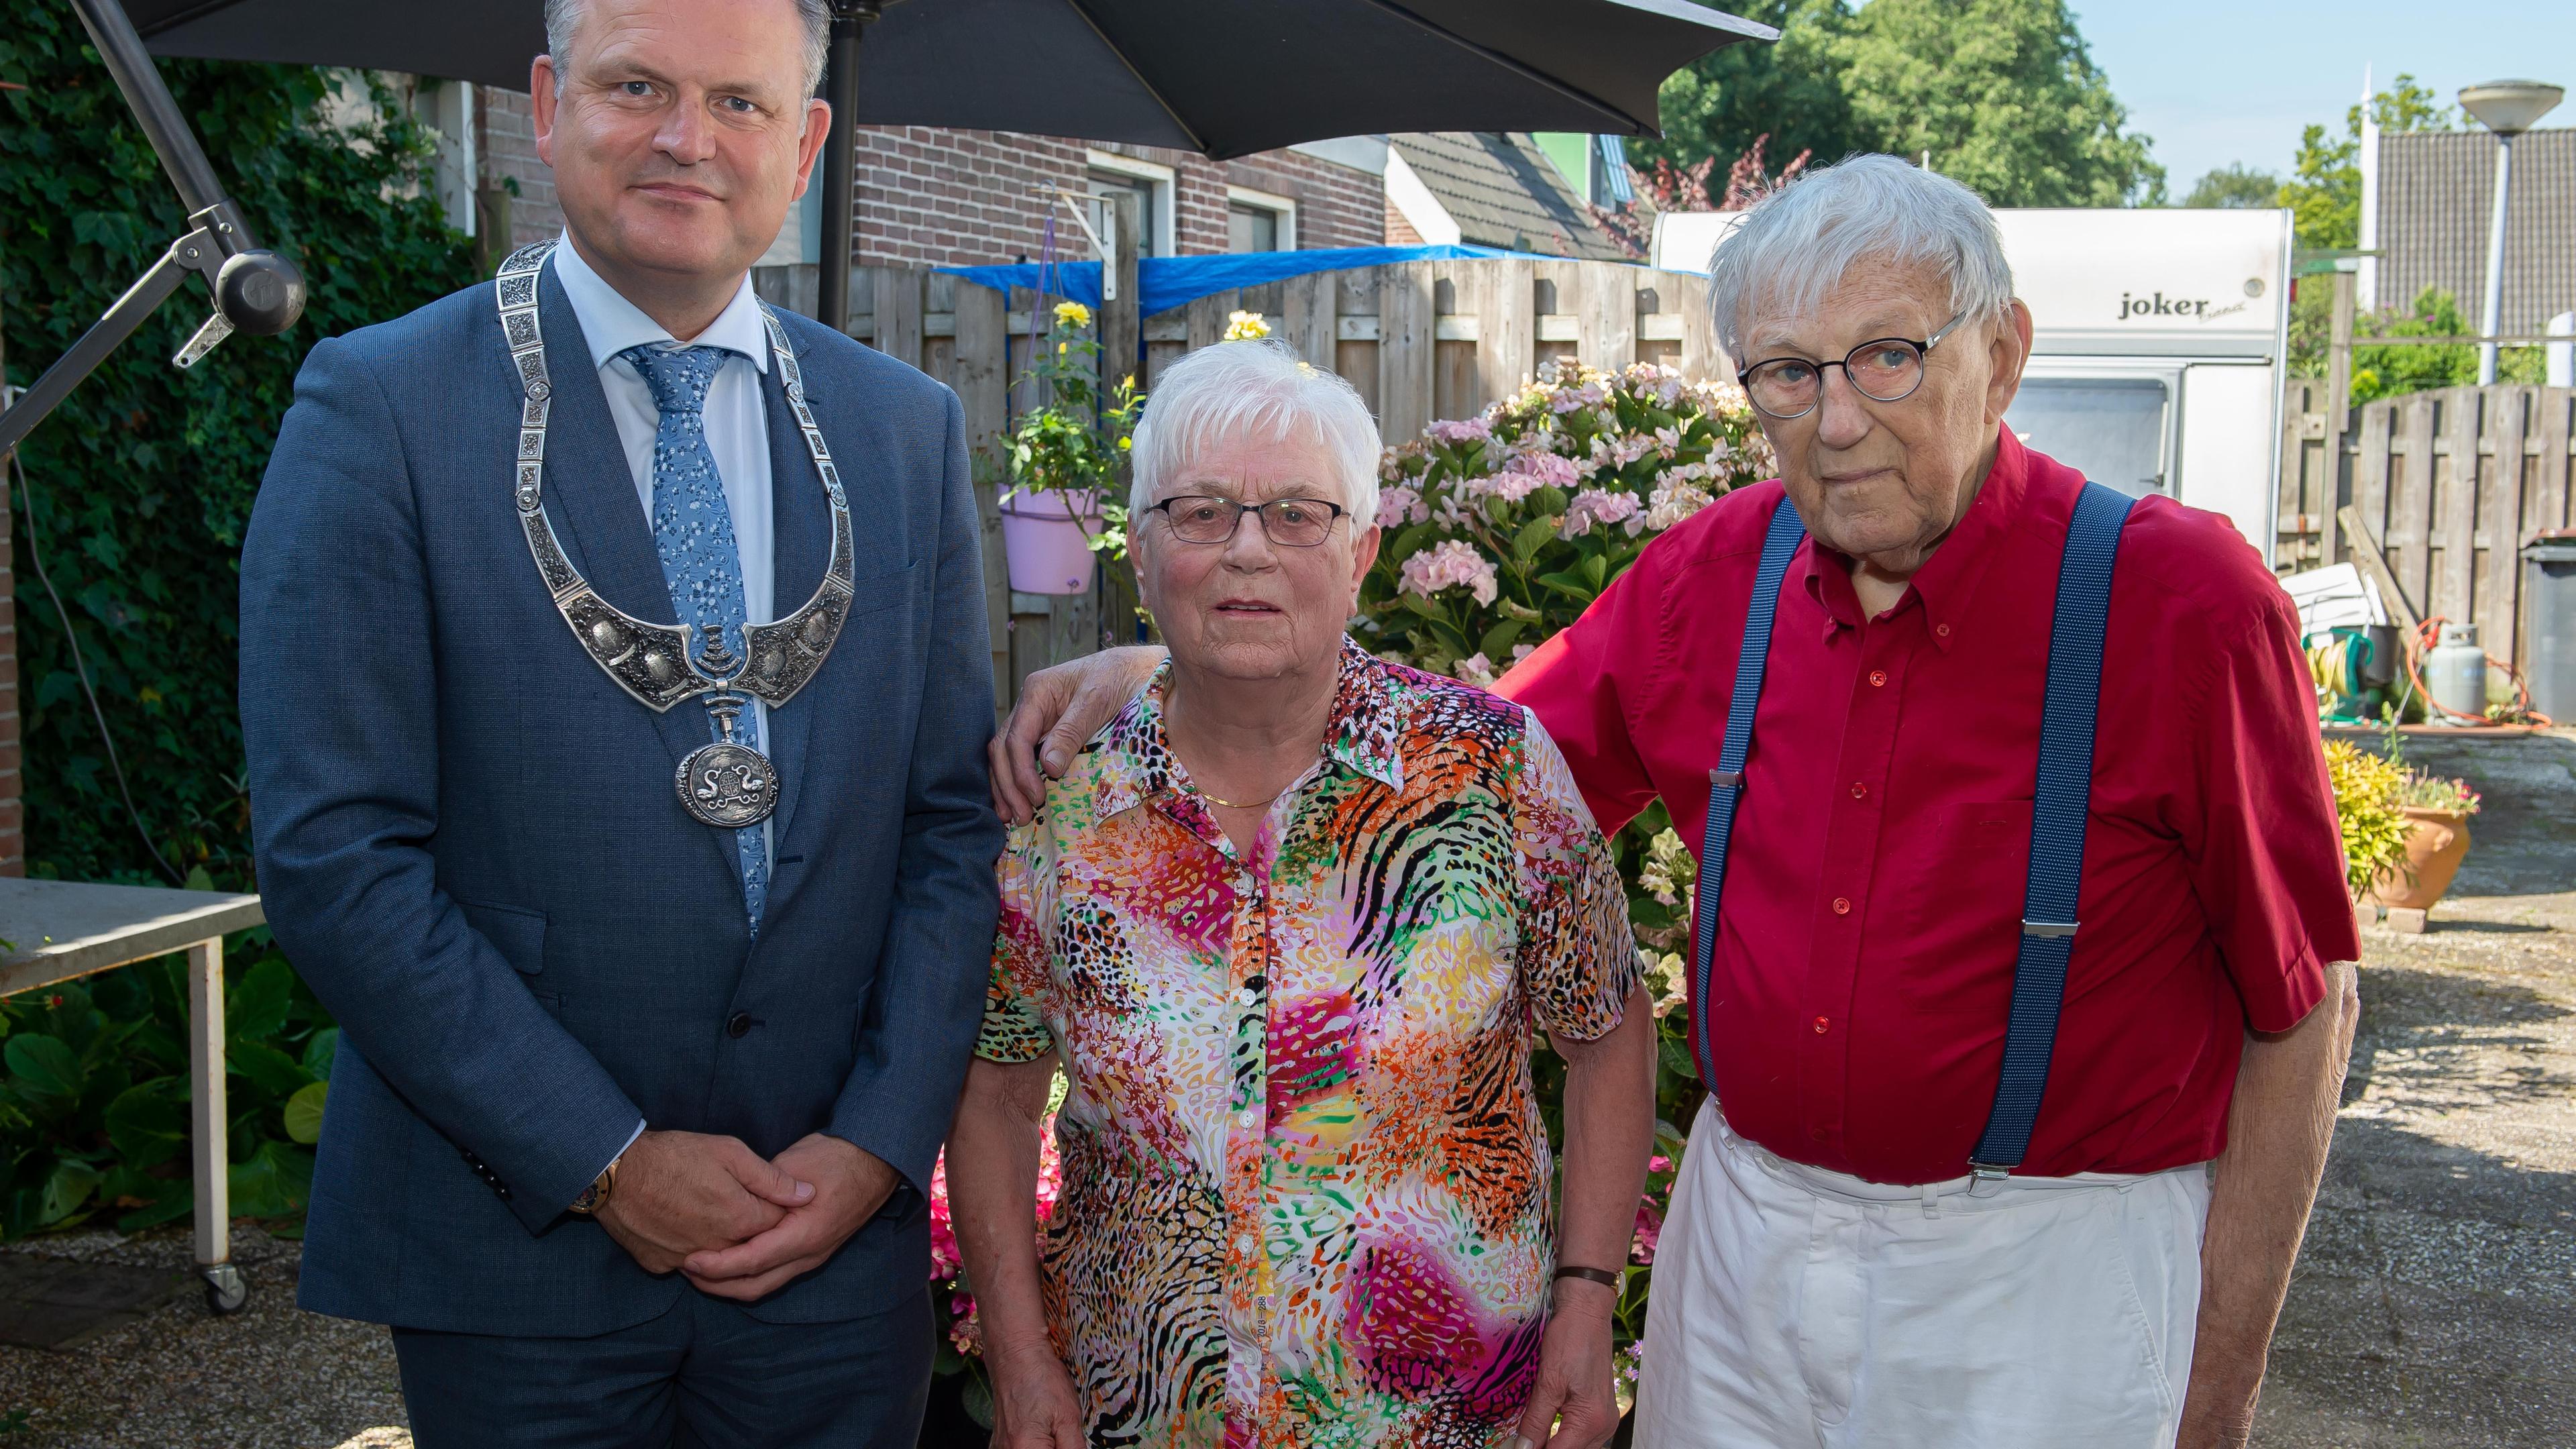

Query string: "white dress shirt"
[[550, 234, 781, 1175]]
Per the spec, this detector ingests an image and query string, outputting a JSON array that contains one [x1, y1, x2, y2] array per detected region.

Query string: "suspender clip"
[[2019, 918, 2078, 939], [1966, 1161, 2010, 1197], [1709, 769, 1744, 790]]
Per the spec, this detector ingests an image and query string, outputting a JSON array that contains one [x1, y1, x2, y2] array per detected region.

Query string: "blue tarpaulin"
[[939, 244, 1563, 322]]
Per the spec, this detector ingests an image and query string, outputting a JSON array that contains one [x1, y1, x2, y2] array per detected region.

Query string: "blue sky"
[[2068, 1, 2575, 194]]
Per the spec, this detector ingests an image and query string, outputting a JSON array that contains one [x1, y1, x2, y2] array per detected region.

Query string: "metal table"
[[0, 877, 266, 1313]]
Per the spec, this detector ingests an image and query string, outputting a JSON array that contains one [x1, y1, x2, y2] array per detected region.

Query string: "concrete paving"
[[2256, 731, 2576, 1448]]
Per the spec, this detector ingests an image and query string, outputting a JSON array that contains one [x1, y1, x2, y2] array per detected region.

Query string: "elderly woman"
[[946, 338, 1654, 1449]]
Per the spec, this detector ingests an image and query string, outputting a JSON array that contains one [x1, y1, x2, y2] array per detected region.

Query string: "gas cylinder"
[[2426, 623, 2490, 722]]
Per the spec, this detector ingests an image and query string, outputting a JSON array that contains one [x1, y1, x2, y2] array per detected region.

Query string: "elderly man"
[[242, 0, 998, 1442], [993, 154, 2359, 1449]]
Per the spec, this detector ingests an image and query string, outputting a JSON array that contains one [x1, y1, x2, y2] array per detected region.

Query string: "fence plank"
[[2355, 398, 2393, 566], [1186, 288, 1238, 352], [1378, 262, 1436, 443], [951, 282, 1012, 717], [2435, 386, 2481, 627], [2536, 388, 2573, 539], [2482, 387, 2530, 660], [1580, 265, 1638, 372], [2392, 394, 2436, 618], [1283, 269, 1335, 370], [1475, 258, 1536, 403], [1674, 270, 1722, 382], [1099, 195, 1142, 404], [876, 267, 924, 370]]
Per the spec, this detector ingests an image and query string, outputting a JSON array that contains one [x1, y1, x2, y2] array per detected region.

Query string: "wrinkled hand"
[[988, 646, 1165, 823], [681, 1133, 896, 1301], [594, 1129, 814, 1275], [1512, 1281, 1621, 1449], [2174, 1336, 2263, 1449], [983, 1336, 1088, 1449]]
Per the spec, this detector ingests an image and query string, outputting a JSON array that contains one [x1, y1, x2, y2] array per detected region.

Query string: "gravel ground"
[[1, 733, 2566, 1448]]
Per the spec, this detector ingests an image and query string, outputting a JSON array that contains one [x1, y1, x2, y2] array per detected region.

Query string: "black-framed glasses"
[[1736, 311, 1972, 419], [1147, 495, 1348, 547]]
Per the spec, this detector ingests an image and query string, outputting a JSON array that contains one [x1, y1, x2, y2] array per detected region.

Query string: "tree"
[[1631, 0, 1870, 178], [2185, 163, 2282, 209], [2279, 73, 2454, 249], [1831, 0, 2164, 207]]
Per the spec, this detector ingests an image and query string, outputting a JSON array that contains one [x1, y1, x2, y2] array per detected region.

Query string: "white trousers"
[[1631, 1102, 2210, 1449]]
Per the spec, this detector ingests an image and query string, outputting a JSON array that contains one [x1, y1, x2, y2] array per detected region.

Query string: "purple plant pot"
[[998, 488, 1102, 595]]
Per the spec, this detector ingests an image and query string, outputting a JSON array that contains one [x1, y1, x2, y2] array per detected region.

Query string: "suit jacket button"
[[727, 1012, 753, 1039]]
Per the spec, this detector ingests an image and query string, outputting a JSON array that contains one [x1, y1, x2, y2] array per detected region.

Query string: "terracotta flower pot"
[[2363, 807, 2472, 910], [998, 488, 1101, 595]]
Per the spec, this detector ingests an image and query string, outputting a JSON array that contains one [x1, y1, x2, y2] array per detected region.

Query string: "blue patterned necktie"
[[622, 343, 767, 931]]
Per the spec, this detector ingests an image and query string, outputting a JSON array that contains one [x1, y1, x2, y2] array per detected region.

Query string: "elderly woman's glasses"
[[1736, 311, 1972, 419], [1148, 496, 1348, 547]]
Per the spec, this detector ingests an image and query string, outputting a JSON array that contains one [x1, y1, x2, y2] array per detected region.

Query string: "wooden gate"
[[2277, 382, 2576, 667], [757, 256, 1722, 716]]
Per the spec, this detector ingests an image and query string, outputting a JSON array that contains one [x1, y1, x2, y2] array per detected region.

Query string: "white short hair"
[[1706, 154, 2014, 357], [546, 0, 830, 97], [1128, 339, 1381, 533]]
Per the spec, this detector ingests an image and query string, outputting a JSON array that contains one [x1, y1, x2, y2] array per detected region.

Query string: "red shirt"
[[1503, 428, 2357, 1183]]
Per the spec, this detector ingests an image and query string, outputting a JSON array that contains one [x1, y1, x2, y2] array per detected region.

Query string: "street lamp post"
[[2457, 80, 2564, 386]]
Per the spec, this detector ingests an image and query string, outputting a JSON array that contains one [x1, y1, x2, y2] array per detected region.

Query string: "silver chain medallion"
[[494, 239, 857, 830]]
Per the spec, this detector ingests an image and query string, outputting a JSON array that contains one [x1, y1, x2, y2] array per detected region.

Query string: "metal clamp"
[[2019, 918, 2078, 939], [1709, 769, 1745, 790], [1966, 1161, 2010, 1197]]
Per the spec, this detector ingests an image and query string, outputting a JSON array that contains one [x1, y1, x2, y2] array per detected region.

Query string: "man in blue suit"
[[238, 0, 1001, 1441]]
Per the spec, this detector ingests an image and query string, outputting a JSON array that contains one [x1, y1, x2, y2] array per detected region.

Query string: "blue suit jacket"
[[240, 260, 1002, 1335]]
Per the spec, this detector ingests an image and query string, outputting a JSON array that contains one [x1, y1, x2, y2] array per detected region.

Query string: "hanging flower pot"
[[2363, 806, 2473, 910], [999, 488, 1101, 595]]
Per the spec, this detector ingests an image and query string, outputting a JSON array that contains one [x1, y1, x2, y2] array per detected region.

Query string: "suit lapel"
[[762, 326, 830, 858], [531, 261, 723, 787]]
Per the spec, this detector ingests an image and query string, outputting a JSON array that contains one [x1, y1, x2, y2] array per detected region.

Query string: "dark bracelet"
[[1552, 1265, 1622, 1289]]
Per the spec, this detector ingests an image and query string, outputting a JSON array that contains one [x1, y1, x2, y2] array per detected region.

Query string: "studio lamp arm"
[[0, 0, 308, 462]]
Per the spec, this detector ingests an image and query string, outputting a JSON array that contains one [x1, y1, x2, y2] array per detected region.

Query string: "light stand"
[[0, 0, 307, 462], [2457, 79, 2563, 387]]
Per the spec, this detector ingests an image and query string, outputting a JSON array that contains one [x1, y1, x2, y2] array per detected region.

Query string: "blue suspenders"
[[1690, 483, 2135, 1180]]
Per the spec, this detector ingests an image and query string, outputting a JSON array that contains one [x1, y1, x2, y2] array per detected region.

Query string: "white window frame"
[[1085, 150, 1177, 258], [1224, 184, 1297, 252]]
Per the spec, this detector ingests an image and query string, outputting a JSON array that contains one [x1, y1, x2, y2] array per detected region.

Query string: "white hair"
[[545, 0, 831, 97], [1705, 154, 2014, 358], [1128, 339, 1382, 537]]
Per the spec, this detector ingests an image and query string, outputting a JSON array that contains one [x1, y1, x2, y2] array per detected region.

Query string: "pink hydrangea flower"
[[1561, 488, 1644, 539], [1428, 416, 1494, 443], [1453, 653, 1497, 687], [1631, 1197, 1664, 1265], [1399, 540, 1499, 606], [1375, 486, 1429, 529]]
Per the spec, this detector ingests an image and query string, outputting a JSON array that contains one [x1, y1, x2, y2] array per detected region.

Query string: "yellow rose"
[[1223, 310, 1271, 341], [1053, 301, 1093, 329]]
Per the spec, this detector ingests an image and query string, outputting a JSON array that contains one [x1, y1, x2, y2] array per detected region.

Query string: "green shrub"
[[2324, 739, 2409, 898]]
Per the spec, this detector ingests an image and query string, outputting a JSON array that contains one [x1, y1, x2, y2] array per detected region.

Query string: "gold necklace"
[[1197, 782, 1293, 810]]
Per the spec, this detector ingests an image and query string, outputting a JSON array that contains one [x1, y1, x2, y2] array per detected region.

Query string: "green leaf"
[[104, 1079, 187, 1168], [228, 1140, 316, 1220], [4, 1034, 83, 1103], [1534, 570, 1599, 604], [1657, 1034, 1701, 1084], [109, 1173, 192, 1234], [41, 1159, 101, 1226], [1478, 620, 1528, 663], [1653, 1118, 1691, 1165], [229, 1040, 315, 1097], [302, 1026, 340, 1079], [183, 865, 215, 892], [284, 1081, 329, 1145], [1511, 515, 1558, 561], [225, 958, 297, 1045]]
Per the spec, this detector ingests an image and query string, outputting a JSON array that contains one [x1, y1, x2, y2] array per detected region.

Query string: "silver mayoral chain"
[[494, 238, 855, 830]]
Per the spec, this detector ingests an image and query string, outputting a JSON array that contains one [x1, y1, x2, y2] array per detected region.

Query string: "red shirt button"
[[1851, 782, 1867, 799], [1868, 669, 1888, 687], [1935, 623, 1952, 638], [1813, 1015, 1830, 1034], [1831, 896, 1851, 915]]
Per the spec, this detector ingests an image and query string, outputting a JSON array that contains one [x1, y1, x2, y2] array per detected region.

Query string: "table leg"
[[187, 936, 246, 1313]]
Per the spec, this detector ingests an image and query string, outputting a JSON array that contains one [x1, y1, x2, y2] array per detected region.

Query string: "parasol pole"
[[816, 1, 900, 335]]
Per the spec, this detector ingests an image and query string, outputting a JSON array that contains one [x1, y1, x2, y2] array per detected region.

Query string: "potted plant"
[[2365, 768, 2481, 910], [994, 301, 1142, 595], [2323, 739, 2410, 914]]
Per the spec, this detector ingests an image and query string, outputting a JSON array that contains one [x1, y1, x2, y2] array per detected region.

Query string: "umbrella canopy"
[[123, 0, 1773, 159]]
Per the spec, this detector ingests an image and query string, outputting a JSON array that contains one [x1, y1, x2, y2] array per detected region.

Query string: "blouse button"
[[1868, 670, 1888, 687], [1849, 782, 1866, 799], [1813, 1016, 1830, 1034], [1935, 623, 1952, 639], [1831, 896, 1851, 916]]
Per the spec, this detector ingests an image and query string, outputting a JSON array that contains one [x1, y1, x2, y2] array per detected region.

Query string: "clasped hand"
[[595, 1129, 897, 1301]]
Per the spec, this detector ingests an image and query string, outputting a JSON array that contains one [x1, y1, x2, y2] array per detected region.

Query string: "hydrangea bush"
[[1353, 359, 1775, 1384]]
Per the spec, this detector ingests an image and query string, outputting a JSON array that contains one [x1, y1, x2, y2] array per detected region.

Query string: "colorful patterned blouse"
[[979, 639, 1637, 1448]]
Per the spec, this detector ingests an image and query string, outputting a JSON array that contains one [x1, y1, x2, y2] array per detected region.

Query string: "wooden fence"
[[756, 255, 1720, 715], [2277, 381, 2576, 667]]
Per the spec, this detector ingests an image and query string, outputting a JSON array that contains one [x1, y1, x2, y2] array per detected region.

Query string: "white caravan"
[[1652, 207, 2295, 566]]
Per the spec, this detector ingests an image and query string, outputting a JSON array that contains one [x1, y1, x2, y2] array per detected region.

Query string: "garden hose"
[[2402, 616, 2554, 728]]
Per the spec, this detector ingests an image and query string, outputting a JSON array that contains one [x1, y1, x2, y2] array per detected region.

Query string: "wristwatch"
[[569, 1150, 625, 1216]]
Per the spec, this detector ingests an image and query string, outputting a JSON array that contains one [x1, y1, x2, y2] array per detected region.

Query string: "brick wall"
[[468, 92, 1382, 268]]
